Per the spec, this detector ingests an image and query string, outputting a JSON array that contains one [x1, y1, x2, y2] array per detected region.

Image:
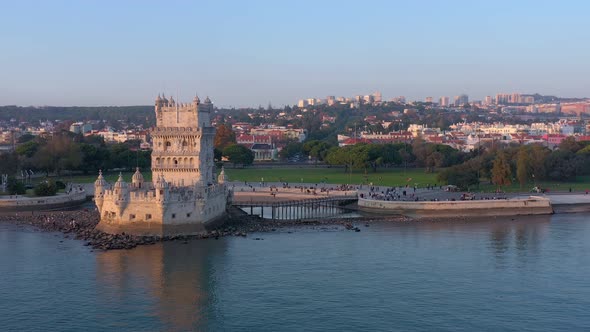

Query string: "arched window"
[[165, 141, 171, 151]]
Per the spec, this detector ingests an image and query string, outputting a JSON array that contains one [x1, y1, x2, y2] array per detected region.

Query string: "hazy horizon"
[[1, 0, 589, 107]]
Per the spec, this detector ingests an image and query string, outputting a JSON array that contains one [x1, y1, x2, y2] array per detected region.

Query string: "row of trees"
[[322, 139, 469, 173], [1, 124, 255, 180], [213, 124, 254, 166], [438, 137, 590, 190], [6, 131, 151, 176]]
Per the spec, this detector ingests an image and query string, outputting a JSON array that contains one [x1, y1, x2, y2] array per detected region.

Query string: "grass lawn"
[[57, 168, 439, 187], [224, 167, 440, 187], [476, 175, 590, 193], [51, 169, 590, 193]]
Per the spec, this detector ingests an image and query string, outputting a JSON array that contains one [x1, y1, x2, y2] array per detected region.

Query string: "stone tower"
[[94, 93, 229, 236], [151, 94, 215, 186]]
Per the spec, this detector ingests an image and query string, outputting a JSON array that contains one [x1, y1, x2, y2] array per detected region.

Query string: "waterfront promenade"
[[74, 180, 590, 219], [0, 187, 87, 213]]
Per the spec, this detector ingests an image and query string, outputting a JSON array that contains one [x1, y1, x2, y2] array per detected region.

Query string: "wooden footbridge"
[[232, 195, 358, 220]]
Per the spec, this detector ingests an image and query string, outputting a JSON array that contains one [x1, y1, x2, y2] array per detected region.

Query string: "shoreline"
[[0, 209, 411, 251]]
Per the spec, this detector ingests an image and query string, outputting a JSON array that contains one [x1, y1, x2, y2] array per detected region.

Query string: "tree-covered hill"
[[0, 105, 155, 127]]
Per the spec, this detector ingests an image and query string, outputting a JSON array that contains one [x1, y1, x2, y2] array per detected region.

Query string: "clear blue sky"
[[1, 0, 589, 107]]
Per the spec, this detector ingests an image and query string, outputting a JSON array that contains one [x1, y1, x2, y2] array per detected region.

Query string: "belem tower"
[[94, 94, 231, 236]]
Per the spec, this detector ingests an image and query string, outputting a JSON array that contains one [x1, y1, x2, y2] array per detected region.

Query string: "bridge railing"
[[232, 195, 358, 220]]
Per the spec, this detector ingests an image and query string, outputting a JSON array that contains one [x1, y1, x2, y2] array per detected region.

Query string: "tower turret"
[[198, 96, 212, 127], [113, 172, 128, 201], [94, 170, 107, 194], [155, 174, 169, 202], [217, 166, 228, 184], [94, 170, 107, 210], [131, 167, 144, 189]]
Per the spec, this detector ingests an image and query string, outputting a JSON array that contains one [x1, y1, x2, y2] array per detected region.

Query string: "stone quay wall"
[[0, 191, 88, 212], [358, 196, 553, 217]]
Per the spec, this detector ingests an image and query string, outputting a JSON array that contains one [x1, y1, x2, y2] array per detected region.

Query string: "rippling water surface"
[[1, 214, 590, 331]]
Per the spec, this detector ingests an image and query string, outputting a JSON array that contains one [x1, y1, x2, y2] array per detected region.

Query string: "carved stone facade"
[[94, 94, 230, 236]]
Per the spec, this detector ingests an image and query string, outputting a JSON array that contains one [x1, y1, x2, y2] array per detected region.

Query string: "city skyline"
[[1, 0, 589, 107]]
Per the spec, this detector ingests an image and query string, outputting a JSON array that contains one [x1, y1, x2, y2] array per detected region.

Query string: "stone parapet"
[[358, 196, 553, 217], [0, 191, 87, 212]]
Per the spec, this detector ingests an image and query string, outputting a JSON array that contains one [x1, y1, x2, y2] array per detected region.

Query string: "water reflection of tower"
[[95, 240, 227, 331]]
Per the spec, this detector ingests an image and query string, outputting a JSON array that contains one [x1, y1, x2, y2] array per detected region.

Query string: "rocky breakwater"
[[0, 210, 261, 250], [1, 208, 414, 250], [0, 210, 149, 250]]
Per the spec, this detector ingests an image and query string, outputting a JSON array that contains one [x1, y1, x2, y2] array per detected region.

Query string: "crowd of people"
[[235, 181, 356, 197], [360, 184, 510, 202]]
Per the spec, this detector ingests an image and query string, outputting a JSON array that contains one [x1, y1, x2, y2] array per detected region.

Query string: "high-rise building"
[[372, 91, 382, 103], [484, 96, 493, 105], [454, 94, 469, 106], [393, 96, 406, 103], [439, 96, 450, 107], [521, 96, 535, 104], [511, 93, 521, 104], [297, 99, 308, 108], [425, 97, 433, 103], [496, 93, 524, 104], [326, 96, 336, 106]]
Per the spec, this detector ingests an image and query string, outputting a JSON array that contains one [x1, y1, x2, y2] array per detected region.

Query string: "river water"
[[1, 214, 590, 331]]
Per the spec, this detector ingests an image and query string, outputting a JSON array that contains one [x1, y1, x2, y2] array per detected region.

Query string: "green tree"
[[411, 138, 428, 167], [544, 150, 578, 181], [302, 140, 333, 161], [437, 159, 480, 190], [32, 134, 82, 175], [558, 136, 583, 153], [15, 140, 40, 158], [325, 146, 356, 173], [6, 177, 26, 195], [34, 180, 58, 196], [279, 141, 304, 160], [425, 151, 444, 173], [491, 151, 512, 190], [214, 148, 223, 161], [0, 152, 19, 176], [17, 133, 36, 143], [529, 144, 550, 180], [516, 146, 530, 189], [223, 144, 254, 166], [325, 144, 375, 172]]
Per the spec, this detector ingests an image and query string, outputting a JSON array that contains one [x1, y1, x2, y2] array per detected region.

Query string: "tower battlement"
[[155, 94, 213, 128]]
